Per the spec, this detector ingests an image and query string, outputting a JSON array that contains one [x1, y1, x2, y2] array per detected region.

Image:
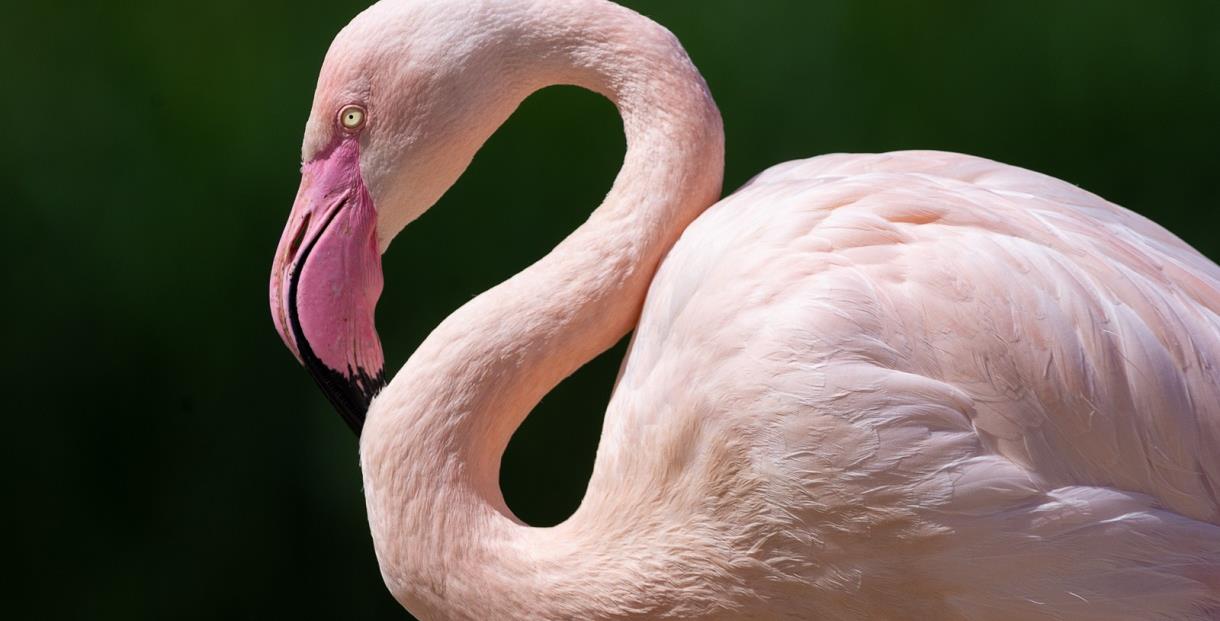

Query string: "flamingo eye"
[[339, 105, 366, 131]]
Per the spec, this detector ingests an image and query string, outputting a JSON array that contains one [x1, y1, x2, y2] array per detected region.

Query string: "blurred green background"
[[4, 0, 1218, 618]]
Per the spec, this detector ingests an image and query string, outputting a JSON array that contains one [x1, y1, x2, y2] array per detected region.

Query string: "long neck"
[[360, 1, 724, 619]]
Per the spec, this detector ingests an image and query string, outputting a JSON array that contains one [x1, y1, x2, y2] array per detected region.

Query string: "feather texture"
[[586, 150, 1220, 619]]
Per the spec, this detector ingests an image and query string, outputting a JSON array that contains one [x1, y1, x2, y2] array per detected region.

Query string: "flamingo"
[[269, 0, 1220, 618]]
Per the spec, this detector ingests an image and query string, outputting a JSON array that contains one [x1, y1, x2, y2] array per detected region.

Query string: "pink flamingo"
[[270, 0, 1220, 618]]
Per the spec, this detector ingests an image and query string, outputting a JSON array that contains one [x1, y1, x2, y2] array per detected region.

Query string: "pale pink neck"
[[360, 1, 724, 618]]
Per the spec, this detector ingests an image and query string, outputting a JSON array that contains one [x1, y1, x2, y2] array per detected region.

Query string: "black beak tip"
[[306, 362, 387, 437]]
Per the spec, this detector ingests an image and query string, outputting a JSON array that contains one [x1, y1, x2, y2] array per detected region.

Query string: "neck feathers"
[[360, 1, 723, 618]]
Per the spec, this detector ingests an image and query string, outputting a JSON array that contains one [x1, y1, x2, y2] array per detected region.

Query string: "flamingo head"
[[269, 0, 515, 434]]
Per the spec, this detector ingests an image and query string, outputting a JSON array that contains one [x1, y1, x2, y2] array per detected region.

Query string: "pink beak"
[[270, 136, 385, 434]]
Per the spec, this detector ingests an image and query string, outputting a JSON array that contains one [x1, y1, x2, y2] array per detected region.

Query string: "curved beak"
[[270, 136, 386, 435]]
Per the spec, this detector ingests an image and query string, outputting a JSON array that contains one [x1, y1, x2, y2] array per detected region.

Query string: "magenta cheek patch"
[[270, 136, 386, 433]]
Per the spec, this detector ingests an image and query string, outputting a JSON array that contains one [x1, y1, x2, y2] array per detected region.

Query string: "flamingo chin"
[[271, 135, 386, 434]]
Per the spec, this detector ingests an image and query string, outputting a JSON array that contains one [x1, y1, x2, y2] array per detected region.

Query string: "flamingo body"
[[592, 150, 1220, 619], [269, 1, 1220, 618]]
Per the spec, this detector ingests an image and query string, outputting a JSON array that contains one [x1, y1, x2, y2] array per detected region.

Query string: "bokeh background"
[[5, 1, 1218, 618]]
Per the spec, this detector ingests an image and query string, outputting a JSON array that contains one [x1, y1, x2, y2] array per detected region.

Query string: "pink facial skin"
[[270, 136, 385, 433]]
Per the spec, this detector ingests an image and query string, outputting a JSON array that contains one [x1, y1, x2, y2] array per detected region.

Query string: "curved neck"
[[360, 1, 724, 618]]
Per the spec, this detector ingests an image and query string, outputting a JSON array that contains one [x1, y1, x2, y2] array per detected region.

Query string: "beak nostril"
[[287, 211, 312, 258]]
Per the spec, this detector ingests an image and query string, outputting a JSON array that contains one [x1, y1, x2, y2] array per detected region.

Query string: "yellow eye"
[[339, 105, 366, 130]]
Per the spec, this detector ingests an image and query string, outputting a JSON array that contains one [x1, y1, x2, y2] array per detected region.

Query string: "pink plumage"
[[270, 0, 1220, 618]]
